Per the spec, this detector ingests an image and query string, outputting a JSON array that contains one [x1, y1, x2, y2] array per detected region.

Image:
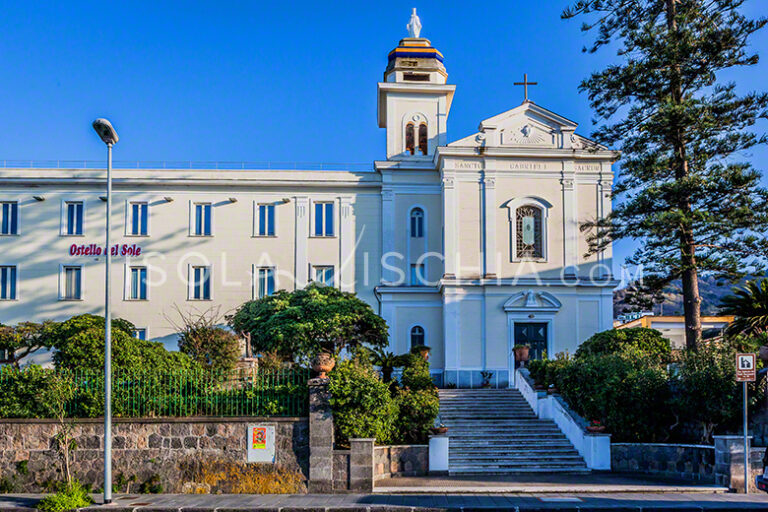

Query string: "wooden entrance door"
[[514, 322, 548, 361]]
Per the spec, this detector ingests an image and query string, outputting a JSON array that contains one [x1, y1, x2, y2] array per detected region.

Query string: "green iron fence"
[[0, 366, 310, 419]]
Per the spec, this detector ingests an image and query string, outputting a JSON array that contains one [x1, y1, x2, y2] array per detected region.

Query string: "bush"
[[399, 354, 434, 391], [328, 357, 398, 446], [51, 314, 198, 372], [37, 481, 93, 512], [394, 388, 439, 444], [179, 326, 241, 372], [576, 327, 670, 360], [672, 344, 749, 443], [555, 353, 673, 442]]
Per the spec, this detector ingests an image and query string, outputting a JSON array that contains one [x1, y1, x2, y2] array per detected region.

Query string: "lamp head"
[[92, 118, 119, 145]]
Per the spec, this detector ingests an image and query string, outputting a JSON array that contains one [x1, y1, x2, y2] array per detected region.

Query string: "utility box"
[[246, 424, 276, 463]]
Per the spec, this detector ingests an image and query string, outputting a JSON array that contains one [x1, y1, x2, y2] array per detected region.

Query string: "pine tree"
[[563, 0, 768, 350]]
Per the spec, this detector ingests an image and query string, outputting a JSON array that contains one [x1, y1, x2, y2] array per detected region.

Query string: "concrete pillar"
[[338, 196, 354, 292], [294, 196, 309, 289], [483, 174, 497, 279], [308, 377, 334, 493], [442, 174, 457, 278], [349, 438, 375, 492], [560, 170, 577, 276], [381, 189, 397, 285], [714, 434, 752, 492]]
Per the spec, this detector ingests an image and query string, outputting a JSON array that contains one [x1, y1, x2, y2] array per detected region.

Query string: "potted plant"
[[547, 383, 558, 395], [586, 419, 606, 433], [411, 344, 431, 361], [311, 352, 336, 378], [513, 344, 530, 364], [480, 371, 493, 389], [430, 415, 448, 435]]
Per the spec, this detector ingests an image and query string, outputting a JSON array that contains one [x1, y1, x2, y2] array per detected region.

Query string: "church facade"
[[0, 15, 618, 385]]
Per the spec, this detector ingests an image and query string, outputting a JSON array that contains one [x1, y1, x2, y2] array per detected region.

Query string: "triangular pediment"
[[449, 101, 604, 150], [503, 290, 562, 313]]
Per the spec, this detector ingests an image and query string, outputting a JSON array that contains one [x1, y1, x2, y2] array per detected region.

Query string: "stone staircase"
[[438, 389, 589, 475]]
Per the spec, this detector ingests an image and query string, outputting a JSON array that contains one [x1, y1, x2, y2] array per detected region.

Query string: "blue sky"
[[1, 1, 766, 269]]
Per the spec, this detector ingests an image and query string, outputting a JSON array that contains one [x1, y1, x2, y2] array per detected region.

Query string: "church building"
[[0, 10, 618, 386]]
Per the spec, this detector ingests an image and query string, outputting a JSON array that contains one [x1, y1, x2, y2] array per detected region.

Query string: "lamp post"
[[92, 118, 118, 505]]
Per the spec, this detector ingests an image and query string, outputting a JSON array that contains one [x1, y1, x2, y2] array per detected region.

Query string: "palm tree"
[[720, 279, 768, 336]]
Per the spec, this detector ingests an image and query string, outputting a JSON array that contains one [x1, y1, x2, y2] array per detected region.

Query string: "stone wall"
[[332, 451, 350, 492], [373, 445, 428, 480], [611, 443, 715, 483], [0, 417, 308, 493]]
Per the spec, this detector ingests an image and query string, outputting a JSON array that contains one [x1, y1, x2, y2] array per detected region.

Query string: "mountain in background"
[[613, 275, 753, 318]]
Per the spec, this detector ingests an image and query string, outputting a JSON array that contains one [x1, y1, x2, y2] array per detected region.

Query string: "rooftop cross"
[[514, 73, 538, 102], [407, 8, 422, 38]]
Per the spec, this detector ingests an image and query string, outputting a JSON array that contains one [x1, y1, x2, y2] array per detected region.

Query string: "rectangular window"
[[314, 202, 334, 236], [129, 266, 148, 300], [0, 202, 18, 235], [256, 267, 275, 298], [130, 202, 149, 236], [65, 202, 84, 235], [191, 265, 211, 300], [193, 203, 212, 236], [133, 328, 147, 341], [314, 266, 335, 287], [258, 204, 275, 236], [63, 266, 82, 300], [0, 266, 17, 300], [410, 263, 425, 286]]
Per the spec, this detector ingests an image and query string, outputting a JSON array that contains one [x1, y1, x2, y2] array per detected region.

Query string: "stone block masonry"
[[611, 443, 715, 483], [0, 417, 308, 493]]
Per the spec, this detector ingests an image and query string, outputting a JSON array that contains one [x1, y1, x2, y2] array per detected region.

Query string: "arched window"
[[405, 123, 415, 155], [410, 208, 424, 238], [516, 205, 543, 259], [410, 325, 425, 348], [418, 123, 428, 155]]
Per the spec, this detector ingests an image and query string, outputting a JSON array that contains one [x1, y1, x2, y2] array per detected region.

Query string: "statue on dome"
[[407, 8, 422, 38]]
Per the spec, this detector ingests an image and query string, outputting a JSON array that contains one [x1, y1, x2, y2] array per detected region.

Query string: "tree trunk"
[[667, 0, 702, 350]]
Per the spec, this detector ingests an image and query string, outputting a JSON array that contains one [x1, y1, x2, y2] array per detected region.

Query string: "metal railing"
[[0, 366, 310, 418], [0, 159, 372, 171]]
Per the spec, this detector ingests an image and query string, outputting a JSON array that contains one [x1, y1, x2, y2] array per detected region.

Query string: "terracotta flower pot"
[[312, 352, 336, 378], [514, 346, 530, 362], [586, 425, 606, 434], [759, 345, 768, 362], [547, 387, 559, 395], [430, 426, 448, 435]]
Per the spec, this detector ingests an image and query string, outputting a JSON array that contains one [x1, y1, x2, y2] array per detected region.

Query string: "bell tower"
[[377, 9, 455, 160]]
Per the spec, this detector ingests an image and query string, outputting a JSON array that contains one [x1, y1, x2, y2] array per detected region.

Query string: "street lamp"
[[92, 118, 118, 505]]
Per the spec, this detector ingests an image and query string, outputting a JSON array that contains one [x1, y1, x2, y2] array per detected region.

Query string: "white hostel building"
[[0, 13, 618, 387]]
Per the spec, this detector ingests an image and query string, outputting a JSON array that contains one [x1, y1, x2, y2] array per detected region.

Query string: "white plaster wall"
[[0, 170, 382, 347]]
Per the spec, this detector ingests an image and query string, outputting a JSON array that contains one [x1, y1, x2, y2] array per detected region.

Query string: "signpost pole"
[[736, 353, 755, 494], [744, 380, 749, 494]]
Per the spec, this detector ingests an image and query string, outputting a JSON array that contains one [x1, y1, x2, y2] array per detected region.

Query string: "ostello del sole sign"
[[69, 243, 143, 257]]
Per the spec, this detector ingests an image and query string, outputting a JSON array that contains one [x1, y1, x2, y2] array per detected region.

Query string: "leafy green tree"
[[230, 283, 389, 361], [564, 0, 768, 350], [0, 321, 56, 368], [720, 278, 768, 336]]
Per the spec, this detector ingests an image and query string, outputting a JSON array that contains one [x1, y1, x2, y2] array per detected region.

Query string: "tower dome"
[[384, 9, 447, 85]]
